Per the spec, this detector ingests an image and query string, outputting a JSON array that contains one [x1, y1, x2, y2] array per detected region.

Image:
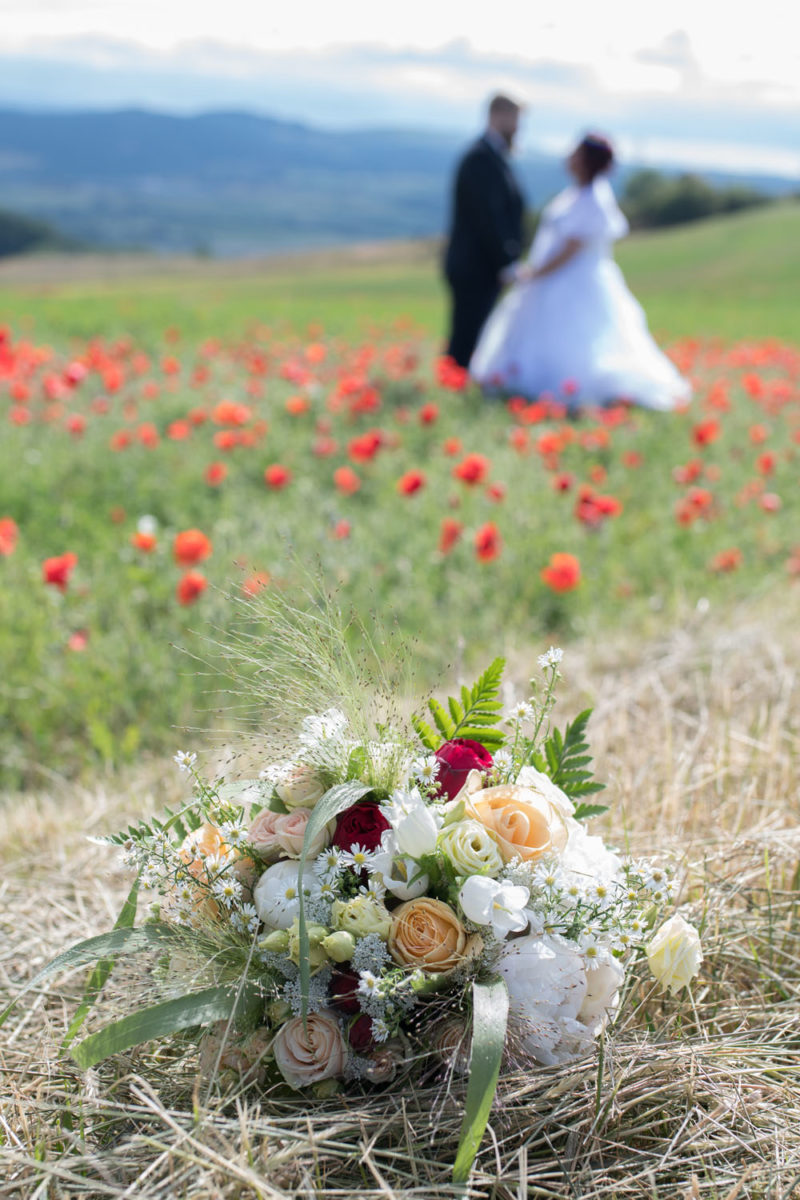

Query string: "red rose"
[[434, 738, 493, 801], [332, 801, 390, 852], [348, 1014, 375, 1053], [329, 969, 360, 1015]]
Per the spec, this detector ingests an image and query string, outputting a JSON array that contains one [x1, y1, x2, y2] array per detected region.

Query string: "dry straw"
[[2, 608, 800, 1198]]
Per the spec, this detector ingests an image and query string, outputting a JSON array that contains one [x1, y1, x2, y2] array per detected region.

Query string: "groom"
[[443, 94, 526, 369]]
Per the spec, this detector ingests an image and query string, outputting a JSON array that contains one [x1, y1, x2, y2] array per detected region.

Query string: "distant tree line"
[[620, 169, 773, 230], [0, 208, 78, 257]]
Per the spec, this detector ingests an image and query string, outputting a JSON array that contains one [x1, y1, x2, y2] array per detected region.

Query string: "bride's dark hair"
[[579, 133, 614, 180]]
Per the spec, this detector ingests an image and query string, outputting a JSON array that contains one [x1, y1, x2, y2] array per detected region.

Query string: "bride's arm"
[[518, 238, 583, 281]]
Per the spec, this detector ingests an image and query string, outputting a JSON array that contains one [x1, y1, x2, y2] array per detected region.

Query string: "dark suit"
[[444, 135, 526, 368]]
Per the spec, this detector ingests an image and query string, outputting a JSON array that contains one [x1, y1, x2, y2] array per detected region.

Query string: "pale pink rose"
[[273, 808, 332, 859], [273, 1009, 347, 1089], [248, 809, 282, 858]]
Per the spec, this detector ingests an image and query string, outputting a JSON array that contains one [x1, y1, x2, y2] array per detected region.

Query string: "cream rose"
[[247, 809, 282, 858], [388, 898, 468, 974], [331, 894, 392, 940], [275, 764, 326, 811], [438, 819, 504, 877], [466, 784, 568, 864], [646, 915, 703, 996], [272, 808, 332, 859], [253, 859, 305, 929], [272, 1009, 347, 1090]]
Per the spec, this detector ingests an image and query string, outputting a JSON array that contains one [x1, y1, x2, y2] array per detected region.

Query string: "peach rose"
[[179, 823, 230, 878], [273, 808, 332, 859], [466, 784, 568, 863], [273, 1009, 347, 1090], [388, 898, 468, 974], [248, 809, 282, 858]]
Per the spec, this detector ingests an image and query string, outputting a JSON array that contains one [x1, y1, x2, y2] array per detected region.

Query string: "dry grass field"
[[3, 599, 800, 1199]]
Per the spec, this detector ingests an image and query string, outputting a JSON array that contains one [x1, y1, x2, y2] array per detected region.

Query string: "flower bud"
[[259, 928, 290, 953], [321, 930, 357, 962]]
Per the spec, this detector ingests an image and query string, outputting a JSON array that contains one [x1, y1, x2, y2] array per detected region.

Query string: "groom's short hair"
[[488, 94, 522, 117]]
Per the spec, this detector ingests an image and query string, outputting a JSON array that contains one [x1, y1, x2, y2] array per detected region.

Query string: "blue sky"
[[0, 1, 798, 177]]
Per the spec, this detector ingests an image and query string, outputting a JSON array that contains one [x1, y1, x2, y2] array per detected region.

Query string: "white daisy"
[[357, 970, 382, 999], [538, 647, 564, 669], [341, 843, 380, 874], [212, 876, 243, 909], [410, 754, 440, 785], [371, 1017, 390, 1043], [173, 750, 197, 773], [506, 700, 535, 724]]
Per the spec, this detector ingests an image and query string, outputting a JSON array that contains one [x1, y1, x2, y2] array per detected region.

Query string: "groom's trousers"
[[446, 280, 500, 369]]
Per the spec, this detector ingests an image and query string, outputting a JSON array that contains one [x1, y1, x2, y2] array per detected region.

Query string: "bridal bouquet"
[[3, 633, 701, 1182]]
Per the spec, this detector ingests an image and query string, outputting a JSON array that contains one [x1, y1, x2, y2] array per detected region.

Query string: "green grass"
[[0, 202, 797, 344]]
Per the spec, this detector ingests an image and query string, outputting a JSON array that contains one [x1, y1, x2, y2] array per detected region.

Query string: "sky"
[[0, 0, 798, 177]]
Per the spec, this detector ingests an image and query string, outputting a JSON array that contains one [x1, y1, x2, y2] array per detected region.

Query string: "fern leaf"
[[412, 714, 441, 752], [428, 698, 455, 741]]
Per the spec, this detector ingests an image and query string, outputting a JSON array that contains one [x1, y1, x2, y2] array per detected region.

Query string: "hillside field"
[[1, 203, 800, 1198]]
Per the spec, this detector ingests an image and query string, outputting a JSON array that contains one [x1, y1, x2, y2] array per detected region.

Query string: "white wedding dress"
[[469, 177, 691, 410]]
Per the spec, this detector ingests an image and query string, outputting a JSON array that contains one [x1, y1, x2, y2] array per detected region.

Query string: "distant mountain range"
[[0, 108, 796, 257]]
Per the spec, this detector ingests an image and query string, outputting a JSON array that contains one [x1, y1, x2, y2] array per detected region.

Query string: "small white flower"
[[492, 748, 513, 775], [341, 843, 381, 873], [410, 755, 440, 785], [538, 647, 564, 670], [357, 970, 382, 999], [315, 848, 345, 877], [239, 902, 261, 934], [579, 930, 608, 969], [459, 875, 530, 938], [371, 1017, 390, 1043], [388, 787, 440, 858], [212, 876, 243, 909], [364, 875, 387, 900], [137, 514, 158, 535], [506, 700, 535, 724], [221, 822, 247, 848], [173, 750, 197, 774]]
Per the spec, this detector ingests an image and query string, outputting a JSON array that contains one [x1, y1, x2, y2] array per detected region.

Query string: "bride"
[[469, 134, 691, 410]]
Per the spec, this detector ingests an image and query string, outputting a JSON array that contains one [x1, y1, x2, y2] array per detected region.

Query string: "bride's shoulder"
[[546, 186, 579, 217]]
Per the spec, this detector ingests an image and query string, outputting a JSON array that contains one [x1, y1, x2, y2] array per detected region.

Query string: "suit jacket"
[[444, 136, 525, 287]]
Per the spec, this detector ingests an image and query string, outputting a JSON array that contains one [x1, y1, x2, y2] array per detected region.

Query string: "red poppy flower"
[[397, 469, 426, 495], [264, 464, 292, 489], [137, 422, 159, 448], [333, 466, 361, 495], [331, 519, 351, 540], [286, 394, 311, 416], [474, 521, 501, 562], [176, 570, 208, 605], [438, 517, 463, 554], [167, 419, 191, 440], [204, 462, 228, 486], [709, 548, 742, 573], [242, 571, 270, 597], [313, 436, 338, 457], [453, 453, 490, 486], [65, 413, 86, 437], [756, 452, 776, 476], [173, 529, 212, 566], [42, 552, 78, 591], [67, 629, 89, 652], [486, 482, 506, 502], [541, 552, 581, 592], [692, 420, 720, 447], [0, 517, 18, 556], [132, 531, 157, 553], [443, 437, 463, 457], [419, 402, 439, 425]]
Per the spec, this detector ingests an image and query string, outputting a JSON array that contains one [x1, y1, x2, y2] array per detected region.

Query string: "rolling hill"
[[0, 108, 796, 257]]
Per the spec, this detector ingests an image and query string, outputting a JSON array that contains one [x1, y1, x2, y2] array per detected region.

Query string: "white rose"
[[515, 765, 575, 820], [438, 819, 504, 877], [273, 1009, 347, 1089], [646, 914, 702, 995], [275, 764, 326, 810], [253, 859, 309, 930]]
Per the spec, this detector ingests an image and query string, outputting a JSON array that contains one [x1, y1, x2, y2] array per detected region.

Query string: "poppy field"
[[1, 293, 798, 786]]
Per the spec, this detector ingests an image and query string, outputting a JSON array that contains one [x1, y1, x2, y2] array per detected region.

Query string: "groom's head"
[[487, 94, 522, 149]]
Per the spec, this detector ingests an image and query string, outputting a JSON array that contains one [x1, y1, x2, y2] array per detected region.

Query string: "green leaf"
[[572, 802, 610, 820], [411, 714, 441, 752], [452, 976, 509, 1184], [448, 657, 507, 751], [448, 695, 464, 725], [0, 924, 175, 1029], [535, 708, 604, 803], [428, 698, 455, 741], [70, 982, 263, 1070], [62, 874, 141, 1049], [296, 781, 373, 1019]]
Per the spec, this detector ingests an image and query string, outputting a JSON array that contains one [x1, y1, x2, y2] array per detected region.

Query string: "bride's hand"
[[515, 264, 536, 284]]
